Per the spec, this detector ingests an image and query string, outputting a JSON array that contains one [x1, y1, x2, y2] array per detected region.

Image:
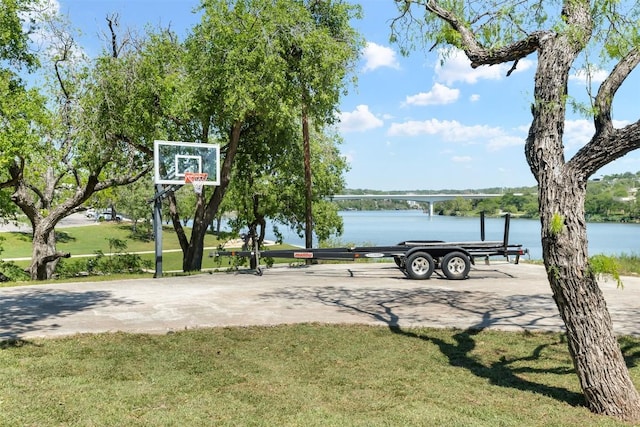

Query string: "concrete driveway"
[[2, 262, 640, 340]]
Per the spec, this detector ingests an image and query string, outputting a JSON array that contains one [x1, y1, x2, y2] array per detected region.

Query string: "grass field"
[[0, 222, 221, 260], [0, 222, 260, 276], [1, 325, 638, 426]]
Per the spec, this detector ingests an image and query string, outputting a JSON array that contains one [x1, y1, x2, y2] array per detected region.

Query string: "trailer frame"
[[212, 213, 528, 280]]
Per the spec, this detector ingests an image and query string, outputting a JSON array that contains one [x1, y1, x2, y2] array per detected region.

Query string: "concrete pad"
[[1, 262, 639, 340]]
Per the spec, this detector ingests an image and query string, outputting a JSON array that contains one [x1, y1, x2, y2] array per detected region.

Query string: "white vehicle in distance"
[[86, 208, 123, 222]]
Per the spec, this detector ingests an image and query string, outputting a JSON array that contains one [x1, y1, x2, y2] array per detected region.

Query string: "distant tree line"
[[335, 171, 640, 222]]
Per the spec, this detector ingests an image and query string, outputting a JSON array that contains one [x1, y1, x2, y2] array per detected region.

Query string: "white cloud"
[[562, 119, 629, 148], [493, 119, 631, 152], [343, 150, 355, 165], [388, 118, 503, 141], [570, 67, 609, 84], [387, 118, 526, 151], [338, 105, 384, 133], [24, 0, 88, 65], [435, 49, 534, 85], [470, 94, 480, 102], [362, 42, 400, 72], [404, 83, 459, 106], [563, 119, 594, 148]]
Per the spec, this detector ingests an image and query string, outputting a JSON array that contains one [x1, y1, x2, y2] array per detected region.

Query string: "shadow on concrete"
[[260, 285, 563, 331], [261, 285, 585, 407], [0, 288, 136, 342]]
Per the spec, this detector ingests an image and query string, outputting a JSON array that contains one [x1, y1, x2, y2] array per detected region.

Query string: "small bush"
[[590, 254, 622, 288], [0, 261, 29, 282], [56, 238, 151, 278]]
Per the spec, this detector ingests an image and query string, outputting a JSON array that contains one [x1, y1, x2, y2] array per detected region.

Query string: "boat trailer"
[[212, 213, 528, 280]]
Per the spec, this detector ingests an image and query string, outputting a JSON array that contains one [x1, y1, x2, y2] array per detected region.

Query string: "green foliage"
[[223, 104, 349, 246], [56, 237, 152, 278], [0, 235, 28, 280], [0, 69, 47, 177], [0, 260, 29, 281], [113, 176, 154, 233], [550, 213, 564, 236], [616, 253, 640, 277], [589, 254, 623, 288], [0, 0, 38, 68]]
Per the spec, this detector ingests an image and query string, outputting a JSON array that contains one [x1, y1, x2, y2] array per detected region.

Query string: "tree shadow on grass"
[[55, 231, 76, 244], [260, 285, 587, 407], [0, 288, 136, 343], [391, 325, 585, 407], [619, 336, 640, 368]]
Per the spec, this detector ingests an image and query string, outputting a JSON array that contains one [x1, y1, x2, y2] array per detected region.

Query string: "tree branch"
[[106, 14, 119, 58], [93, 165, 152, 192], [593, 49, 640, 134], [568, 49, 640, 176], [568, 121, 640, 179], [414, 0, 548, 68], [112, 133, 154, 157], [0, 158, 23, 189], [40, 251, 71, 265], [167, 192, 189, 253]]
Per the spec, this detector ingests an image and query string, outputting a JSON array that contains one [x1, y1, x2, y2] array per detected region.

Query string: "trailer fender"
[[404, 246, 473, 262]]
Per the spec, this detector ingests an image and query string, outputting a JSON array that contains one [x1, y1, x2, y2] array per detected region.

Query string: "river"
[[264, 210, 640, 261]]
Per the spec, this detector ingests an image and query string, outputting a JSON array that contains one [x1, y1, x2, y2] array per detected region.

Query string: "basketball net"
[[184, 172, 208, 195]]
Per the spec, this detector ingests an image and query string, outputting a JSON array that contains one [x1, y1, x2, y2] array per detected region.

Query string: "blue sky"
[[51, 0, 640, 191]]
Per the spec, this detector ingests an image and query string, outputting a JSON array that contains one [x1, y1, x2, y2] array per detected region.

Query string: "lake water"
[[263, 210, 640, 260]]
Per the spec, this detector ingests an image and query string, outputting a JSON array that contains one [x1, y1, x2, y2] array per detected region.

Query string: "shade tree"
[[4, 12, 178, 279], [166, 0, 361, 272], [392, 0, 640, 419]]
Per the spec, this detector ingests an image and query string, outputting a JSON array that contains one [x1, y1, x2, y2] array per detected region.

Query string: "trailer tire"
[[405, 252, 435, 280], [441, 251, 470, 280]]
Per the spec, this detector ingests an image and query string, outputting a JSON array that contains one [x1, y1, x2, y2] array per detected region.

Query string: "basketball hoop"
[[184, 172, 208, 194]]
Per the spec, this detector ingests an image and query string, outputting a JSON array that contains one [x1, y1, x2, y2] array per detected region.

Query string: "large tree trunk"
[[183, 213, 207, 272], [527, 21, 640, 418], [538, 177, 640, 419], [180, 121, 243, 272], [29, 224, 69, 280]]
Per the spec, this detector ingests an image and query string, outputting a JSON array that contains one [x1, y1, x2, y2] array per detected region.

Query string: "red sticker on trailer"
[[293, 252, 314, 259]]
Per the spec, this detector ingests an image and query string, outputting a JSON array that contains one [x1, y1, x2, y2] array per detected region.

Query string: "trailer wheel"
[[405, 252, 435, 280], [442, 252, 470, 280]]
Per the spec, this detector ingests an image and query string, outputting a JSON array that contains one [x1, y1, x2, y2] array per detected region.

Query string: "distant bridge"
[[331, 193, 501, 216]]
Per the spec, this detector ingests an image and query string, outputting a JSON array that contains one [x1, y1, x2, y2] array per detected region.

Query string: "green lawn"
[[0, 222, 223, 260], [1, 325, 637, 426], [0, 222, 303, 279]]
